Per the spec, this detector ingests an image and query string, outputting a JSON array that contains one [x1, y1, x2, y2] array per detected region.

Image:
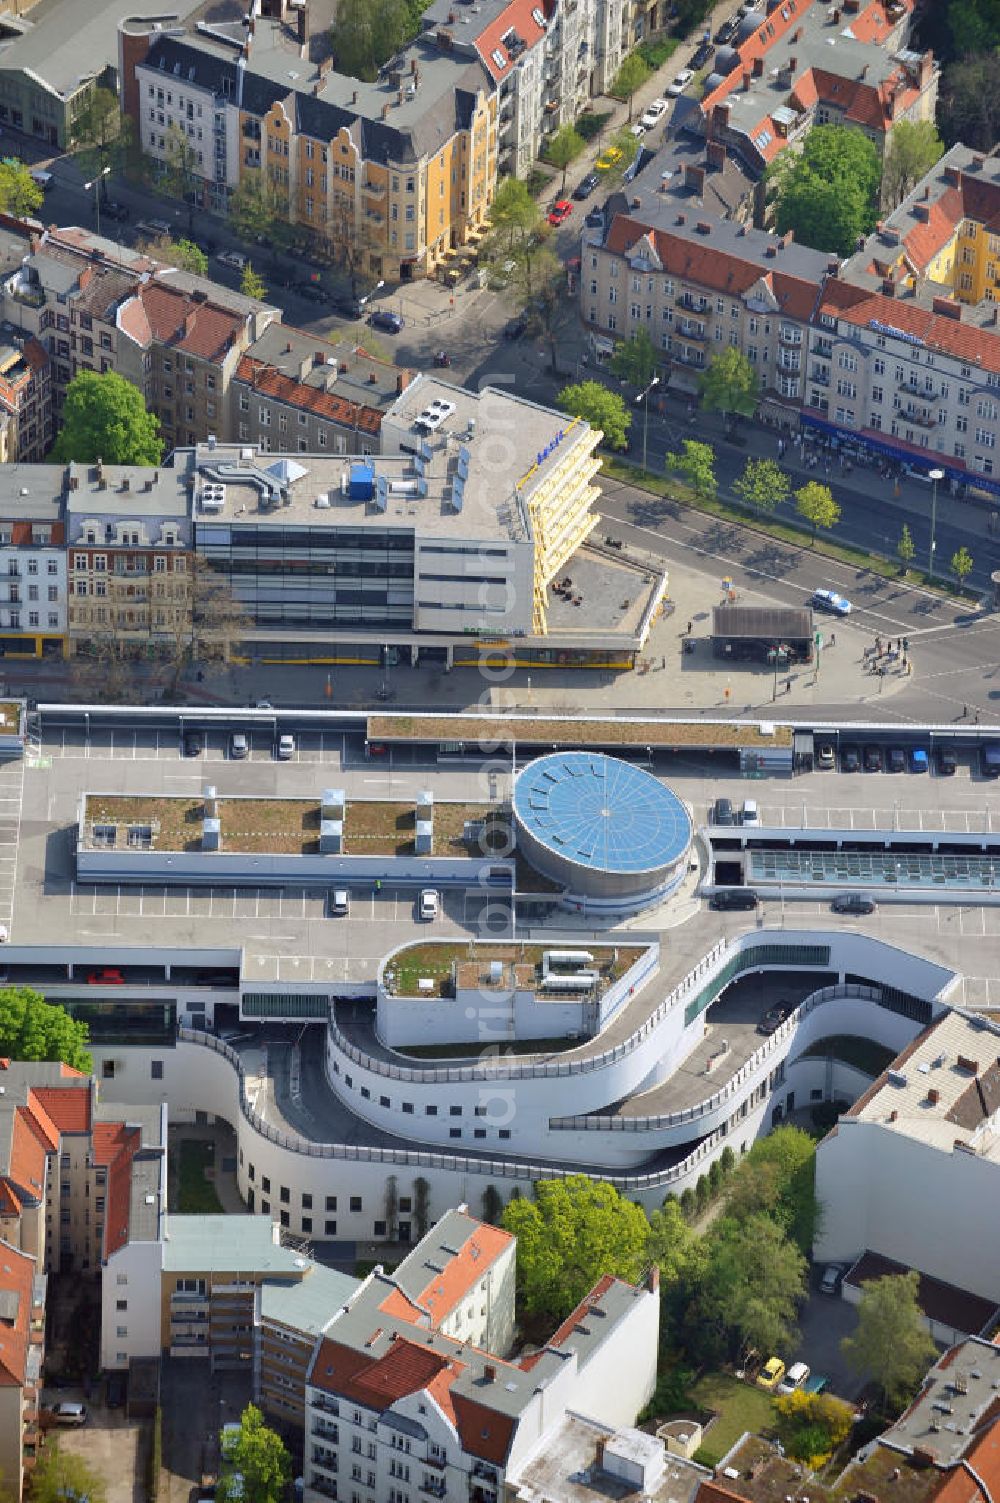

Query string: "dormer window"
[[491, 49, 507, 69]]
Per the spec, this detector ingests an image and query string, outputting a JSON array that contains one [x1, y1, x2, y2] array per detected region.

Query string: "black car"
[[840, 744, 860, 772], [182, 731, 204, 757], [691, 41, 714, 67], [886, 746, 906, 773], [573, 172, 600, 201], [710, 888, 759, 911], [335, 291, 370, 319], [102, 200, 129, 222], [863, 743, 883, 772], [935, 744, 958, 776], [503, 312, 529, 339], [712, 796, 734, 826], [294, 281, 326, 303], [832, 892, 877, 915], [757, 1003, 791, 1036], [585, 207, 604, 229]]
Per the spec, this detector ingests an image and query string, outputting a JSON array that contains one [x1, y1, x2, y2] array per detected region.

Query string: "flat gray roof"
[[261, 1263, 361, 1335], [0, 0, 204, 98], [162, 1213, 307, 1273]]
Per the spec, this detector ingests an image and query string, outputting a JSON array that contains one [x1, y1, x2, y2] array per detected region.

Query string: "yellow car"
[[596, 145, 624, 172], [756, 1357, 786, 1391]]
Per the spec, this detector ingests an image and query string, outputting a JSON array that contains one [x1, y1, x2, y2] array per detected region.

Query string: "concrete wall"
[[377, 987, 589, 1048], [101, 1239, 164, 1370], [816, 1116, 1000, 1305], [76, 843, 514, 889]]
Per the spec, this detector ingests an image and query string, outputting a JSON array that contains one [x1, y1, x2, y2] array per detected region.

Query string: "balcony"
[[312, 1421, 339, 1443], [424, 1451, 446, 1470], [778, 326, 802, 346], [362, 180, 386, 200], [676, 321, 706, 341], [9, 284, 45, 310], [677, 293, 710, 313], [808, 367, 830, 386], [902, 406, 937, 428], [777, 353, 801, 372], [812, 339, 833, 359], [421, 1483, 446, 1499]]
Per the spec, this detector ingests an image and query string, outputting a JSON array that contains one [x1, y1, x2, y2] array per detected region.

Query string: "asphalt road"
[[597, 471, 1000, 725]]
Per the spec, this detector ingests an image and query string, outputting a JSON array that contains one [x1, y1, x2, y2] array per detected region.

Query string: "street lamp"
[[635, 374, 660, 474], [84, 166, 111, 239], [927, 467, 945, 578]]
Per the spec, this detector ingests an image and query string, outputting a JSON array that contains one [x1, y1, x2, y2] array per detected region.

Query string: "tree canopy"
[[946, 0, 1000, 56], [50, 371, 163, 467], [725, 1126, 820, 1254], [733, 456, 790, 514], [610, 329, 658, 389], [31, 1443, 106, 1503], [330, 0, 424, 82], [544, 125, 585, 192], [775, 1390, 854, 1469], [698, 347, 758, 421], [502, 1175, 650, 1320], [939, 54, 1000, 153], [611, 53, 652, 117], [219, 1406, 291, 1503], [841, 1271, 936, 1408], [241, 263, 268, 301], [770, 125, 880, 256], [881, 121, 944, 211], [690, 1211, 808, 1363], [146, 236, 208, 275], [795, 480, 841, 541], [0, 159, 43, 219], [0, 987, 92, 1073], [557, 381, 631, 451], [666, 439, 717, 503]]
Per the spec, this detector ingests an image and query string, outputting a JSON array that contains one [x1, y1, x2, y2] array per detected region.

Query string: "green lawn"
[[691, 1373, 778, 1465], [175, 1138, 224, 1214]]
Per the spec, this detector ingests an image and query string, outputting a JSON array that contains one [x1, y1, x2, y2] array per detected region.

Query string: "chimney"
[[695, 220, 711, 235], [881, 278, 895, 297], [958, 1055, 979, 1074], [684, 165, 706, 194], [742, 70, 751, 90], [411, 56, 417, 73], [351, 89, 357, 104], [927, 1088, 940, 1105], [483, 1364, 496, 1383], [945, 165, 961, 187], [707, 141, 726, 171], [675, 211, 686, 225], [398, 88, 404, 106], [972, 155, 986, 172], [831, 7, 841, 21], [319, 56, 333, 77], [752, 55, 764, 76], [782, 229, 794, 247], [827, 255, 839, 274], [648, 1265, 660, 1292], [396, 370, 409, 394], [596, 1439, 607, 1470], [932, 296, 961, 321], [787, 55, 797, 72], [889, 1109, 898, 1122], [765, 244, 776, 257], [859, 62, 868, 80], [120, 475, 130, 493], [79, 266, 93, 290]]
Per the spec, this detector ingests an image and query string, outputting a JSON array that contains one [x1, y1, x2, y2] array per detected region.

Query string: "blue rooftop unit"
[[349, 461, 375, 500]]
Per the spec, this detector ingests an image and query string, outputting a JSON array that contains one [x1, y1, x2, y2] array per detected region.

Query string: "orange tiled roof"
[[0, 1240, 36, 1387], [31, 1086, 90, 1136], [818, 277, 1000, 369], [139, 281, 245, 364], [4, 1114, 47, 1208], [92, 1122, 141, 1258], [378, 1286, 424, 1323], [546, 1273, 617, 1347], [475, 0, 548, 84], [413, 1223, 513, 1327], [933, 1420, 1000, 1503], [235, 355, 383, 436]]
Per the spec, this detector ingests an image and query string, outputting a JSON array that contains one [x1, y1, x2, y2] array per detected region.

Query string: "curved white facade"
[[88, 928, 957, 1242]]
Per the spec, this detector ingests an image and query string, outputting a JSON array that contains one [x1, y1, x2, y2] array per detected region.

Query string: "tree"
[[881, 121, 945, 211], [691, 1212, 807, 1363], [646, 1197, 696, 1285], [666, 439, 717, 504], [501, 1175, 650, 1320], [610, 328, 658, 389], [0, 987, 92, 1073], [727, 1127, 820, 1255], [734, 456, 790, 514], [31, 1442, 106, 1503], [69, 630, 136, 703], [611, 53, 652, 120], [50, 370, 163, 466], [951, 545, 974, 587], [0, 158, 43, 219], [770, 124, 880, 256], [219, 1405, 290, 1503], [241, 263, 268, 301], [545, 125, 585, 193], [331, 0, 417, 82], [228, 172, 289, 248], [161, 123, 203, 233], [841, 1271, 936, 1408], [775, 1390, 855, 1468], [174, 554, 250, 682], [939, 54, 1000, 154], [146, 236, 209, 275], [522, 247, 576, 375], [795, 480, 840, 541], [73, 85, 125, 184], [897, 522, 916, 573], [947, 0, 1000, 56], [557, 381, 631, 452], [698, 347, 758, 425]]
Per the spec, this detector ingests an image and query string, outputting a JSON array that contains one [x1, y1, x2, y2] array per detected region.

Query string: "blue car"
[[811, 588, 852, 616], [368, 309, 404, 334], [909, 747, 928, 773]]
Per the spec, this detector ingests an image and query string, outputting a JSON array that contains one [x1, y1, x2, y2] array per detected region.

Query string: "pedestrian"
[[963, 704, 968, 718], [903, 636, 909, 652], [906, 661, 912, 676], [975, 710, 981, 724], [687, 620, 693, 634], [661, 655, 666, 669], [830, 632, 836, 647]]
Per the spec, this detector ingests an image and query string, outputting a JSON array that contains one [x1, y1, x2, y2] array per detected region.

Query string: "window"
[[280, 1186, 289, 1204], [262, 1177, 271, 1193], [837, 351, 858, 371], [350, 1196, 362, 1212], [975, 427, 996, 448], [326, 1195, 337, 1212], [325, 1219, 337, 1235], [116, 1299, 128, 1311], [151, 1060, 163, 1079], [302, 1192, 312, 1209]]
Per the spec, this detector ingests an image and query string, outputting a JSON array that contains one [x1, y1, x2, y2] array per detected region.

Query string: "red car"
[[87, 968, 125, 985], [547, 199, 573, 226]]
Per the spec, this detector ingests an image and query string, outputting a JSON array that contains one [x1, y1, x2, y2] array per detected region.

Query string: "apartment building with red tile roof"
[[304, 1208, 659, 1503], [0, 1240, 44, 1503]]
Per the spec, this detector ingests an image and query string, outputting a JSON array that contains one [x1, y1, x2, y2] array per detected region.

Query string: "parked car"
[[909, 747, 929, 773], [666, 68, 694, 96], [757, 1003, 791, 1035], [572, 171, 600, 200], [840, 743, 860, 772], [368, 309, 404, 334], [595, 144, 624, 171], [418, 888, 440, 921], [329, 889, 350, 917], [503, 312, 529, 340], [863, 743, 883, 772], [229, 731, 249, 760], [293, 281, 326, 303], [628, 121, 646, 138], [585, 206, 605, 228], [741, 798, 760, 826], [980, 742, 1000, 778], [50, 1402, 87, 1426], [691, 40, 714, 66], [712, 796, 735, 826], [182, 731, 204, 757], [640, 97, 669, 128], [756, 1357, 786, 1391], [935, 744, 958, 776], [547, 199, 573, 226], [832, 892, 877, 915], [102, 200, 129, 222], [217, 249, 248, 271], [886, 745, 906, 773], [820, 1262, 846, 1295], [710, 888, 758, 911], [777, 1362, 811, 1395], [816, 742, 835, 770], [135, 218, 172, 240], [811, 588, 852, 616], [87, 969, 124, 985], [30, 168, 53, 191], [275, 733, 295, 760]]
